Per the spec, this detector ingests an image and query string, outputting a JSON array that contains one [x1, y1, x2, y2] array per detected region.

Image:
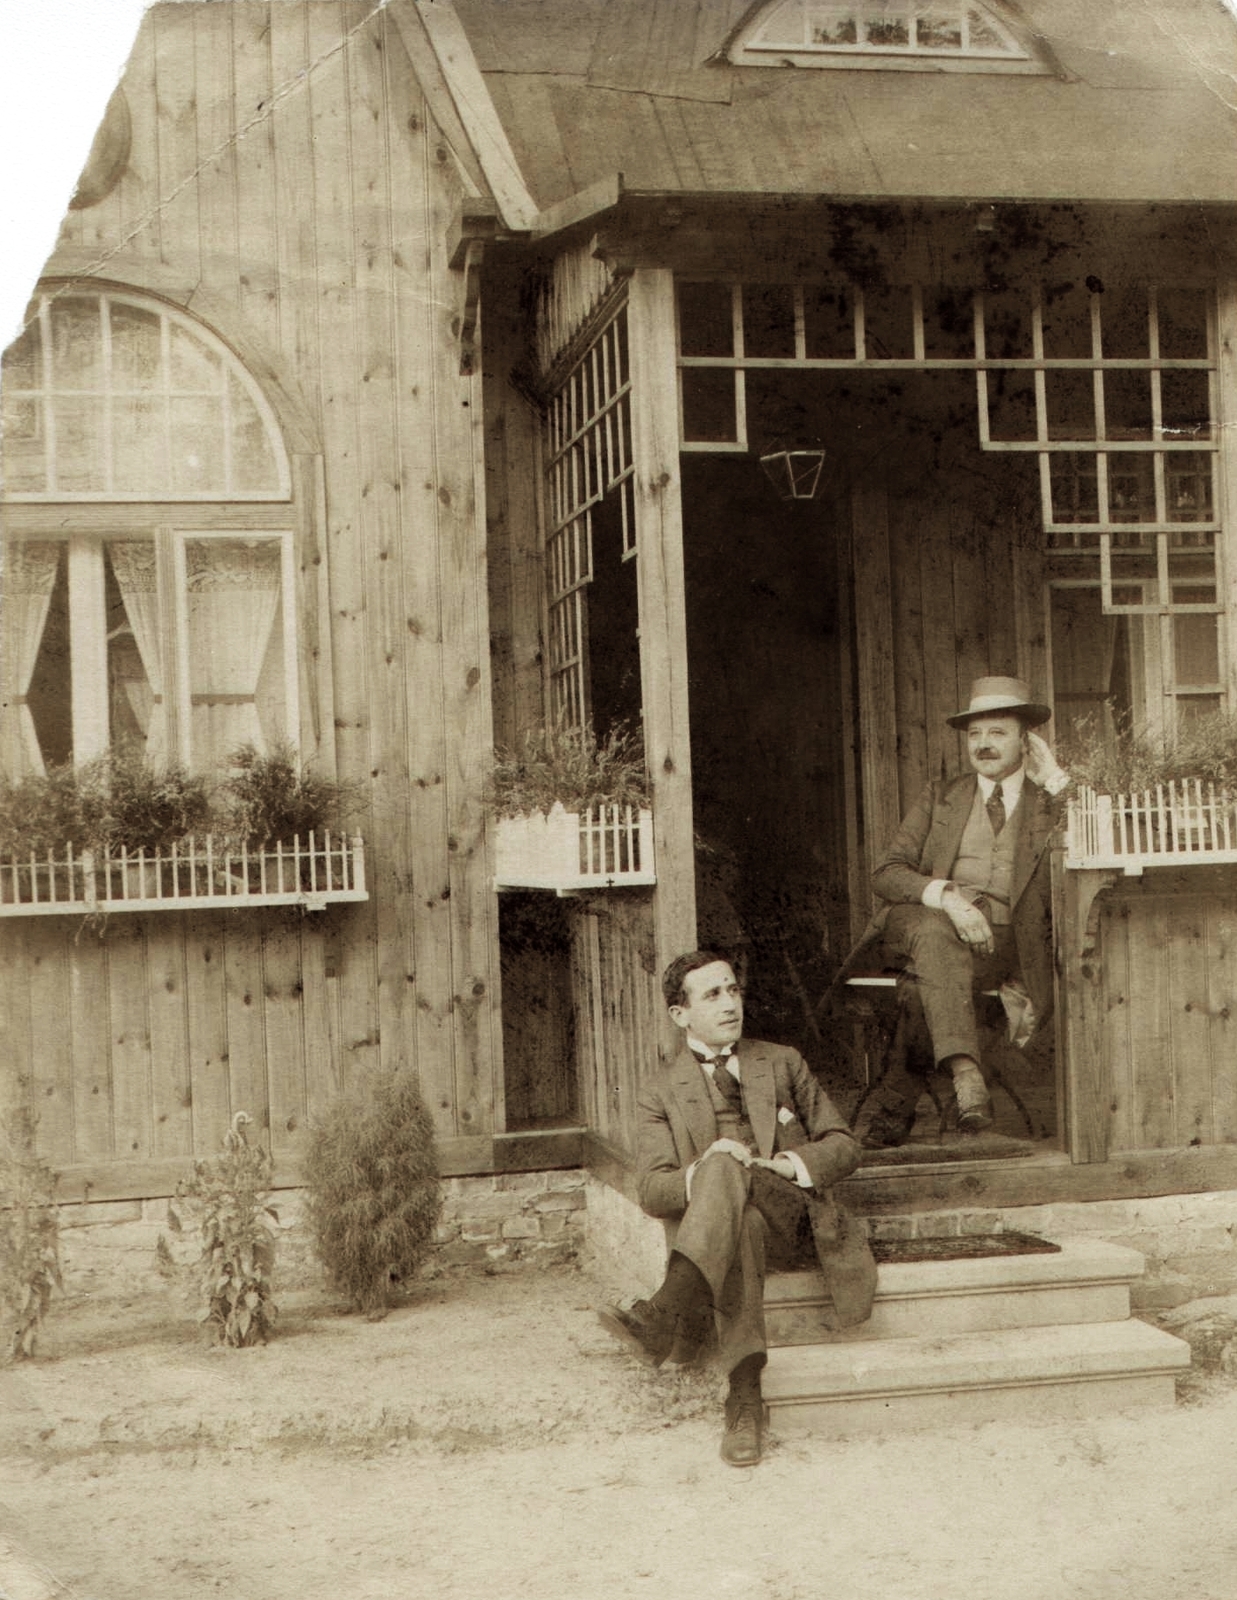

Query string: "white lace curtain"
[[109, 541, 165, 763], [185, 540, 282, 769], [0, 542, 60, 777]]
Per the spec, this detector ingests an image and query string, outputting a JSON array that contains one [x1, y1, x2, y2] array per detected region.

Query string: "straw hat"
[[946, 676, 1051, 730]]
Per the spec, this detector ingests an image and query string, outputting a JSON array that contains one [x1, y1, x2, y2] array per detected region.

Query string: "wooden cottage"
[[3, 0, 1237, 1252]]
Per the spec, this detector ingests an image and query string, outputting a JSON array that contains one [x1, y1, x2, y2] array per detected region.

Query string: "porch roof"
[[451, 0, 1237, 214]]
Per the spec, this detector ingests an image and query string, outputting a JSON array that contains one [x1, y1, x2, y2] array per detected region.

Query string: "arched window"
[[3, 291, 290, 500], [727, 1, 1045, 72], [2, 288, 301, 778]]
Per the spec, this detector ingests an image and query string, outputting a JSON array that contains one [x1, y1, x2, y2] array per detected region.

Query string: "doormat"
[[872, 1232, 1061, 1265], [857, 1134, 1038, 1167]]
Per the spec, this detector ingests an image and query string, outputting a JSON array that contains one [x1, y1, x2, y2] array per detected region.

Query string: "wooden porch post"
[[1051, 850, 1120, 1163], [626, 268, 696, 1030], [1216, 281, 1237, 710]]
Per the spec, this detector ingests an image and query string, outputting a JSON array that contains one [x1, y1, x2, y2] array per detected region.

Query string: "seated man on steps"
[[861, 676, 1070, 1148], [598, 951, 876, 1467]]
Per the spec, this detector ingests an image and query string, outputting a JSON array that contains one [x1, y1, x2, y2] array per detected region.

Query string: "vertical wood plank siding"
[[1, 1, 502, 1188], [1097, 880, 1237, 1154]]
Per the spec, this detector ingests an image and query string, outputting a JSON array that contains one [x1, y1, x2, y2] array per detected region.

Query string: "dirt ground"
[[2, 1263, 1237, 1600]]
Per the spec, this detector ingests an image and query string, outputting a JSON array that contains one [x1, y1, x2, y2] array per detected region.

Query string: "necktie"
[[986, 782, 1006, 837], [709, 1056, 742, 1109]]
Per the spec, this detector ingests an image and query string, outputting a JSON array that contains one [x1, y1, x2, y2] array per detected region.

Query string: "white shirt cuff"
[[922, 879, 950, 910], [684, 1159, 699, 1201], [784, 1150, 813, 1189]]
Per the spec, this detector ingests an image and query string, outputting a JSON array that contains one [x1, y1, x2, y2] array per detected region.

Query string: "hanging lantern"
[[758, 448, 825, 502]]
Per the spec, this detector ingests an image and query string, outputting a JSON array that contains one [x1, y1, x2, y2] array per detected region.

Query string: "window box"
[[0, 832, 367, 916], [493, 803, 655, 893], [1065, 783, 1237, 876]]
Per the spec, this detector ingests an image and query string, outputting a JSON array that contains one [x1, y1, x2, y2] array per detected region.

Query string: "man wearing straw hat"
[[860, 676, 1070, 1145]]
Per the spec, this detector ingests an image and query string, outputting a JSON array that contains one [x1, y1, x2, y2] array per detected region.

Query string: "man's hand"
[[941, 886, 995, 956], [751, 1154, 797, 1180], [701, 1138, 752, 1166], [1025, 729, 1067, 791]]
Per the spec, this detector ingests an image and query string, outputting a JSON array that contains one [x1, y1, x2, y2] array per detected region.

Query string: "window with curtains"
[[1, 289, 299, 778]]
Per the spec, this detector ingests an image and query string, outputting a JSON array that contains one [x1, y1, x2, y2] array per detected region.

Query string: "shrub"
[[0, 766, 91, 861], [303, 1067, 442, 1317], [164, 1112, 278, 1347], [488, 720, 649, 819], [1059, 709, 1237, 794], [0, 1104, 62, 1362], [220, 742, 359, 847]]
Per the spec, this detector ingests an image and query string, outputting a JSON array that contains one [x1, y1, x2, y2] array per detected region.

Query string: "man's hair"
[[662, 949, 730, 1009]]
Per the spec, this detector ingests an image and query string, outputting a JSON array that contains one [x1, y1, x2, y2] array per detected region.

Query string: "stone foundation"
[[44, 1175, 1237, 1311], [56, 1169, 589, 1302]]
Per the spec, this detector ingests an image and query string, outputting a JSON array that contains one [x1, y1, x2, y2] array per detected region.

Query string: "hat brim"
[[946, 702, 1052, 730]]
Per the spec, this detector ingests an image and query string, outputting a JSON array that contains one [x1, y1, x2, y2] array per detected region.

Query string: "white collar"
[[688, 1036, 736, 1068], [977, 765, 1025, 809]]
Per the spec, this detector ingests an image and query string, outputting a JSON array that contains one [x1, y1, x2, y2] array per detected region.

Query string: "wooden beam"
[[585, 1129, 1237, 1218], [626, 268, 697, 1032], [850, 485, 901, 893], [45, 1130, 588, 1205], [1215, 280, 1237, 710], [1052, 851, 1121, 1164], [411, 0, 538, 233], [532, 174, 624, 244]]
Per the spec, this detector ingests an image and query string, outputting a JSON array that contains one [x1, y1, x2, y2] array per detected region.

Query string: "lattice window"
[[543, 306, 635, 728], [2, 292, 291, 501], [727, 0, 1042, 72]]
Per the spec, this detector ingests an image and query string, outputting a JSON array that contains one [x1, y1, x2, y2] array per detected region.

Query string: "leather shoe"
[[952, 1064, 993, 1134], [860, 1105, 917, 1150], [596, 1298, 676, 1366], [664, 1306, 714, 1368], [720, 1396, 769, 1467]]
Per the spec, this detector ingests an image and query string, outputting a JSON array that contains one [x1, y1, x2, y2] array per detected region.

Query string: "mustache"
[[976, 748, 1001, 759]]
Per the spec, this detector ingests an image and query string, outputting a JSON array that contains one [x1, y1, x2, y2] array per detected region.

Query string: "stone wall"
[[57, 1170, 588, 1303], [46, 1175, 1237, 1312]]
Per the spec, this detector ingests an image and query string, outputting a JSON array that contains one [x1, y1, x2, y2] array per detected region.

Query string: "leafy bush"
[[164, 1112, 278, 1347], [0, 1104, 62, 1362], [303, 1067, 442, 1317], [0, 751, 211, 860], [220, 742, 360, 847], [1059, 709, 1237, 794], [488, 720, 649, 819]]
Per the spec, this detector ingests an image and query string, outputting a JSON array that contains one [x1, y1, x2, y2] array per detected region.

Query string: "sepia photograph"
[[2, 2, 1237, 1595]]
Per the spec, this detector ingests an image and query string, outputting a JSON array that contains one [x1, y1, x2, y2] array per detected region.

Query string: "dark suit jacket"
[[867, 772, 1064, 1024], [635, 1038, 875, 1325]]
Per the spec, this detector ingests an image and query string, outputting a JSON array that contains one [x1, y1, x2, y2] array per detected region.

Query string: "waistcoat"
[[702, 1063, 755, 1147], [951, 784, 1020, 923]]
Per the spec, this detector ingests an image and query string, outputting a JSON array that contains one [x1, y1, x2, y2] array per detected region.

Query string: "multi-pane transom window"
[[728, 0, 1040, 71], [3, 292, 290, 500]]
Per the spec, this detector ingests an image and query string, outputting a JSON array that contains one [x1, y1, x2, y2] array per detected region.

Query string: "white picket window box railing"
[[1065, 782, 1237, 876], [493, 802, 656, 893], [0, 832, 367, 916]]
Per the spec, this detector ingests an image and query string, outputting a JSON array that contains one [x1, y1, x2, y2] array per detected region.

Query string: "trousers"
[[671, 1153, 822, 1373], [879, 903, 1019, 1067]]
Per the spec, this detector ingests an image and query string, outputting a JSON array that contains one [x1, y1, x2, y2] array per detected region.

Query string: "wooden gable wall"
[[5, 0, 506, 1196]]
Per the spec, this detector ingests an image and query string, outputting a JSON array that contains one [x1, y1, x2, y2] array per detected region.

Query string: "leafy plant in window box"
[[217, 742, 362, 892], [487, 721, 655, 892], [160, 1112, 278, 1348], [1061, 710, 1237, 867]]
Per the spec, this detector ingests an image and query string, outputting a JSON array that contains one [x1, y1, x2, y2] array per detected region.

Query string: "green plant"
[[164, 1112, 278, 1347], [0, 1103, 62, 1361], [488, 720, 649, 819], [220, 742, 359, 847], [303, 1067, 442, 1318], [1059, 709, 1237, 794], [0, 750, 211, 861]]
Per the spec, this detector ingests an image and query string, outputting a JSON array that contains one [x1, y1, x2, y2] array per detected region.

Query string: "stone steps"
[[762, 1237, 1191, 1438], [765, 1238, 1144, 1346]]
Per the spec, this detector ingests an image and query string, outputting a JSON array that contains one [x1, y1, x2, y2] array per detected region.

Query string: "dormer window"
[[727, 1, 1046, 73]]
